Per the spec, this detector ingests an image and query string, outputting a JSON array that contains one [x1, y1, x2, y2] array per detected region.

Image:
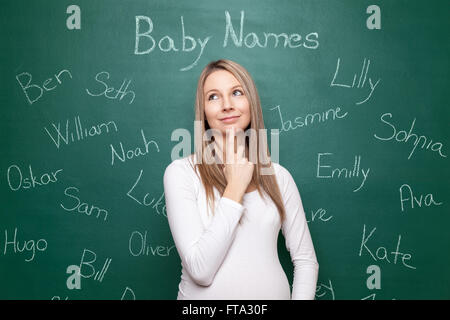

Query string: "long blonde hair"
[[190, 59, 286, 223]]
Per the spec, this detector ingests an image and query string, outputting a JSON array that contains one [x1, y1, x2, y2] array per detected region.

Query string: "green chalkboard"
[[1, 0, 449, 300]]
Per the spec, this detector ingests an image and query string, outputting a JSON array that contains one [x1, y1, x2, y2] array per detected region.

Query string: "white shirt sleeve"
[[163, 160, 245, 287], [279, 165, 319, 300]]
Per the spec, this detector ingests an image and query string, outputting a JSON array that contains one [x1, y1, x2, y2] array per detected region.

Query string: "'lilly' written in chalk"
[[330, 57, 381, 105]]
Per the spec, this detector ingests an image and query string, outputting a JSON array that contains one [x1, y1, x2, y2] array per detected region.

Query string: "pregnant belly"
[[181, 256, 291, 300]]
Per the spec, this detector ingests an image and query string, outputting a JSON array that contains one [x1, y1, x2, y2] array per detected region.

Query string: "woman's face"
[[203, 70, 251, 135]]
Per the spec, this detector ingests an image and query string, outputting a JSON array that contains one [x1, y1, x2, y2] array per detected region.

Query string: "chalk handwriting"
[[60, 186, 109, 221], [223, 10, 319, 50], [86, 71, 135, 104], [78, 248, 111, 282], [316, 153, 370, 192], [3, 227, 47, 262], [16, 69, 72, 105], [7, 164, 63, 191], [134, 15, 211, 71], [330, 57, 380, 105], [270, 104, 348, 134], [306, 208, 333, 223], [110, 129, 159, 165], [399, 183, 443, 212], [44, 115, 118, 149], [121, 287, 136, 300], [358, 224, 416, 270], [134, 11, 319, 71], [374, 113, 447, 159], [129, 230, 176, 257], [361, 293, 395, 300], [126, 169, 167, 217], [315, 279, 335, 300]]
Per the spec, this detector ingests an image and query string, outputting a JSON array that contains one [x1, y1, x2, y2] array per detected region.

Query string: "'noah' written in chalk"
[[110, 129, 160, 165]]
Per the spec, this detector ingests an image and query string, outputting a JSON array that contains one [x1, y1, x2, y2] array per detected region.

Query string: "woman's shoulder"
[[164, 154, 197, 178], [271, 161, 290, 178], [270, 161, 297, 192]]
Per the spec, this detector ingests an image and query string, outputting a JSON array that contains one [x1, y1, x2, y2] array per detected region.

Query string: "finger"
[[226, 127, 235, 164], [236, 143, 245, 163], [234, 128, 246, 160]]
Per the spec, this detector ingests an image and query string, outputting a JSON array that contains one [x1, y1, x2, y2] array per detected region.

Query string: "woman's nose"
[[222, 95, 234, 110]]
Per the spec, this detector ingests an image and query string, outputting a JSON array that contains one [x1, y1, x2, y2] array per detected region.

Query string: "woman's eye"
[[208, 90, 243, 101]]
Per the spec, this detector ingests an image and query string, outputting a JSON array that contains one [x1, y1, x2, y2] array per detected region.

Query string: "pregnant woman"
[[164, 59, 319, 299]]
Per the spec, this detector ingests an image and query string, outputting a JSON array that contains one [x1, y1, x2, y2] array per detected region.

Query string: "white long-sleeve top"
[[163, 154, 319, 300]]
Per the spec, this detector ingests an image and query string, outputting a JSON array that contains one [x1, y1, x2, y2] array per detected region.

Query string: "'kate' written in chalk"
[[359, 224, 416, 270]]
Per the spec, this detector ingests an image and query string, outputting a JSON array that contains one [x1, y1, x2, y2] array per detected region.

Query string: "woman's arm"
[[163, 160, 245, 286], [278, 165, 319, 300]]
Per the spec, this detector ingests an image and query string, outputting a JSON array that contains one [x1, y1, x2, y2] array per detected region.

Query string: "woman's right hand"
[[221, 127, 254, 203]]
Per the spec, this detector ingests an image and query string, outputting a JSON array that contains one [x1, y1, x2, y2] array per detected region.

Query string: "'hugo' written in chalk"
[[3, 228, 47, 262]]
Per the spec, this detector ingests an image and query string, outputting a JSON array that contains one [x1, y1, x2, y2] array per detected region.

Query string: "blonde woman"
[[163, 59, 318, 300]]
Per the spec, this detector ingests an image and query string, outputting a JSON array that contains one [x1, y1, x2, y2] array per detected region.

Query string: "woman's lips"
[[221, 116, 239, 123]]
